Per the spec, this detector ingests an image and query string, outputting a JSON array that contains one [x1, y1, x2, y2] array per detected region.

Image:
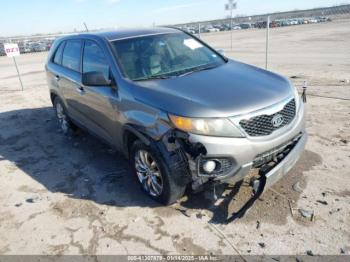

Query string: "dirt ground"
[[0, 18, 349, 256]]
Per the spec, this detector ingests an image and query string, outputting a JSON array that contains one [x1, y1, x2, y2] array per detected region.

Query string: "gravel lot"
[[0, 18, 349, 256]]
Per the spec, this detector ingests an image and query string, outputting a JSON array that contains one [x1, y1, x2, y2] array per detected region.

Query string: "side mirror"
[[82, 71, 111, 86]]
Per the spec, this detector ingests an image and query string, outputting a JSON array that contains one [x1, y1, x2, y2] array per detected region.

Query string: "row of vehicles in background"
[[255, 16, 331, 29], [182, 16, 331, 33], [0, 16, 331, 56], [18, 39, 53, 53], [0, 39, 54, 56]]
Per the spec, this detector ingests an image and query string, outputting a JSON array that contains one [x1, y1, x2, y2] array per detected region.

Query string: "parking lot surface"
[[0, 18, 349, 256]]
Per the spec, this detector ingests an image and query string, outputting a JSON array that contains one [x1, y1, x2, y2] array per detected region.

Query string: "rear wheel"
[[53, 97, 76, 135], [130, 140, 189, 205]]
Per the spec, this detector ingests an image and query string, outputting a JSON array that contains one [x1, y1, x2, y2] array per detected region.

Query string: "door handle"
[[76, 86, 85, 94]]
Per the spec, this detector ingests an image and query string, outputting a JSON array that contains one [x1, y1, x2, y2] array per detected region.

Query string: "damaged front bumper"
[[186, 100, 306, 189], [262, 132, 307, 190]]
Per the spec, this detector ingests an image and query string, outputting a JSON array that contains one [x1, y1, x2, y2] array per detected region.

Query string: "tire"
[[53, 97, 76, 135], [130, 139, 190, 205]]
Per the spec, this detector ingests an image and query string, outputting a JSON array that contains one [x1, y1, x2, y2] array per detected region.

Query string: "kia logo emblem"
[[272, 114, 284, 127]]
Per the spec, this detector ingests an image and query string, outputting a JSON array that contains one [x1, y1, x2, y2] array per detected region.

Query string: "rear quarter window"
[[62, 40, 82, 72], [53, 42, 65, 65]]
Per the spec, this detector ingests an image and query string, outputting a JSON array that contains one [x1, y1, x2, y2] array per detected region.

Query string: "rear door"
[[46, 40, 66, 93], [59, 39, 89, 124]]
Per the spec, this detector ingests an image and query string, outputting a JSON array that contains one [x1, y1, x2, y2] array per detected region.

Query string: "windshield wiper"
[[133, 75, 174, 81], [133, 64, 220, 81], [177, 64, 219, 77]]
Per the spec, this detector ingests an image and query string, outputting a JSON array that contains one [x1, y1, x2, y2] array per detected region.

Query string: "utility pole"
[[225, 0, 237, 50], [83, 22, 89, 32]]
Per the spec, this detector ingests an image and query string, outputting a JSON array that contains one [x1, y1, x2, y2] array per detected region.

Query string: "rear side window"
[[53, 42, 65, 65], [83, 40, 110, 80], [62, 40, 82, 72]]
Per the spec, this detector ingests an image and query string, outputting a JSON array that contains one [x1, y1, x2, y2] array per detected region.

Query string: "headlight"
[[168, 114, 244, 137]]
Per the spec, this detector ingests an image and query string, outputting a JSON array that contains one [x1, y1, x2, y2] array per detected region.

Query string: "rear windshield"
[[111, 32, 225, 81]]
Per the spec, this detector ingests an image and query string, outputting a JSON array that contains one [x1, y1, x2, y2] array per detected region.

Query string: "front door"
[[76, 40, 119, 145]]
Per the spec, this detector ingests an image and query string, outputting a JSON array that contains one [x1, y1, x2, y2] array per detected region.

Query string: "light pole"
[[225, 0, 237, 50]]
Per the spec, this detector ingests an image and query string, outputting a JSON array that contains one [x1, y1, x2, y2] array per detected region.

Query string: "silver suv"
[[45, 28, 307, 205]]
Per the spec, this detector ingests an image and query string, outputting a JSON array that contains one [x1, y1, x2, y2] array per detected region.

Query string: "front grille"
[[239, 99, 296, 137]]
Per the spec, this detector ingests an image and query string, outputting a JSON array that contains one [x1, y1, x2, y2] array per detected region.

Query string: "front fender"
[[123, 109, 172, 141], [121, 108, 173, 158]]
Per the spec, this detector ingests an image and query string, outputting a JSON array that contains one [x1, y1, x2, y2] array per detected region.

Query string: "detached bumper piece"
[[225, 132, 308, 222], [253, 133, 303, 168]]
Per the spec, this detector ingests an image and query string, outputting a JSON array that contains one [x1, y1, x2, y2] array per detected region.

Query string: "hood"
[[129, 60, 294, 118]]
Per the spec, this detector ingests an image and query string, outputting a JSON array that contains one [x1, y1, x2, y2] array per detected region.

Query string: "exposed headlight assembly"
[[169, 114, 244, 137]]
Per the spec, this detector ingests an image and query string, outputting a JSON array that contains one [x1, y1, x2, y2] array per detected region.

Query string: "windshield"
[[111, 32, 226, 81]]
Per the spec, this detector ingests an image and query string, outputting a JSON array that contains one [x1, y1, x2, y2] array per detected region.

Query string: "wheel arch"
[[50, 90, 67, 107], [50, 91, 59, 106], [122, 125, 151, 159]]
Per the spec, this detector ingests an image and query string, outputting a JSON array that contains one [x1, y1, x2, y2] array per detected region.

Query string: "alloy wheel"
[[134, 149, 163, 197], [55, 102, 69, 133]]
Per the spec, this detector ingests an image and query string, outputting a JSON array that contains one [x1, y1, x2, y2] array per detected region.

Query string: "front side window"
[[62, 40, 82, 72], [111, 32, 226, 81], [82, 40, 110, 80]]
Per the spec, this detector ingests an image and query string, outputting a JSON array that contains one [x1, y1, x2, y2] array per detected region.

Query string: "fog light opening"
[[199, 157, 233, 177], [203, 160, 217, 173]]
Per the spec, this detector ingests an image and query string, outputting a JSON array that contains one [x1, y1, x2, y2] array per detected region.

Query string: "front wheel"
[[130, 140, 189, 205]]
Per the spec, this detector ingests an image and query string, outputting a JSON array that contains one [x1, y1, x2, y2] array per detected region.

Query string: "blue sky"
[[0, 0, 349, 36]]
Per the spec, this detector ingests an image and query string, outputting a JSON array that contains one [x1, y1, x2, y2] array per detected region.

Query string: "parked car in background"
[[207, 27, 220, 33], [269, 21, 280, 28], [308, 18, 319, 23], [222, 24, 232, 31], [18, 42, 32, 53], [296, 18, 306, 24], [316, 16, 328, 22], [281, 20, 291, 26], [289, 19, 299, 25], [46, 28, 307, 205], [255, 21, 267, 28], [31, 42, 47, 52], [46, 42, 53, 51], [185, 28, 196, 35], [239, 23, 252, 29], [0, 44, 6, 56]]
